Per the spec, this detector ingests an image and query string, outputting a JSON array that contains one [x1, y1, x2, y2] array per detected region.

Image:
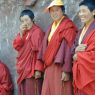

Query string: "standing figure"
[[35, 0, 77, 95], [13, 9, 44, 95], [72, 0, 95, 95], [0, 60, 13, 95]]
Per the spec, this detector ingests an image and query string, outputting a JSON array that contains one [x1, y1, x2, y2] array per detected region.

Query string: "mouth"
[[23, 25, 28, 28], [80, 17, 86, 20], [80, 16, 85, 18]]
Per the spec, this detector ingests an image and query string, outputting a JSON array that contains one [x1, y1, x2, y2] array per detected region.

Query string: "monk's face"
[[20, 15, 33, 31], [49, 6, 63, 22], [78, 5, 95, 24]]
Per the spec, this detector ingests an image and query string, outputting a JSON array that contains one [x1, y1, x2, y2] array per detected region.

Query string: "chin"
[[80, 20, 86, 23]]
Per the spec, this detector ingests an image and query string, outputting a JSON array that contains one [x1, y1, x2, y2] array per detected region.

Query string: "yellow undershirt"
[[79, 19, 94, 45], [78, 27, 87, 45], [48, 16, 64, 42]]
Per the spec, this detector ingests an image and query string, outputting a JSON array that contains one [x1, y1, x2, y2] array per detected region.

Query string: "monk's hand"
[[75, 44, 87, 53], [73, 53, 77, 62], [20, 24, 27, 37], [61, 72, 70, 81], [35, 71, 41, 79]]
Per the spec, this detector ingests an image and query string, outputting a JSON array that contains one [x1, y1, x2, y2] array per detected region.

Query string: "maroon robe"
[[72, 20, 95, 95], [0, 61, 13, 95], [13, 24, 44, 95], [35, 17, 78, 95]]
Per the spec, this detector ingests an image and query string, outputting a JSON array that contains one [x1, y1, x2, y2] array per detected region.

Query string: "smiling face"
[[78, 5, 95, 24], [20, 15, 33, 31], [49, 6, 63, 22]]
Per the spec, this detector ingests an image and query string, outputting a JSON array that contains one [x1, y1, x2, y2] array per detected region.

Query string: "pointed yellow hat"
[[47, 0, 64, 10]]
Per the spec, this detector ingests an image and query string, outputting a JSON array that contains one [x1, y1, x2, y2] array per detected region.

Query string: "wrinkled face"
[[49, 6, 63, 22], [20, 15, 33, 30], [78, 5, 95, 24]]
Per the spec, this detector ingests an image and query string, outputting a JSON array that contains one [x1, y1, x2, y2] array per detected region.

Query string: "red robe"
[[73, 20, 95, 95], [0, 61, 13, 95], [13, 24, 44, 95], [36, 17, 77, 95]]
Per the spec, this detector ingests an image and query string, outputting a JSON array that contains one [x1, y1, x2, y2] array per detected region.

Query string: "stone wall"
[[0, 0, 81, 95]]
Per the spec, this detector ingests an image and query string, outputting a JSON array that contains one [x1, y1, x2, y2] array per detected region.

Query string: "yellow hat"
[[46, 0, 64, 10]]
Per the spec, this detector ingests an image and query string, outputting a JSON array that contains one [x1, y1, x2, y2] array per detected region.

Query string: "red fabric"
[[74, 89, 87, 95], [41, 63, 73, 95], [35, 60, 44, 72], [13, 34, 24, 51], [18, 78, 43, 95], [73, 29, 95, 95], [13, 24, 44, 85], [44, 18, 77, 66], [0, 61, 13, 95]]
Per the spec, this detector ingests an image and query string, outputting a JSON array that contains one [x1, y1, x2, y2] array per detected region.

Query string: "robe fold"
[[72, 20, 95, 95], [13, 24, 44, 95], [0, 61, 13, 95], [35, 17, 77, 95]]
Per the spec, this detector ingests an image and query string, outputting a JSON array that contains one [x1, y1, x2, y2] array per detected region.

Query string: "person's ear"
[[92, 9, 95, 16]]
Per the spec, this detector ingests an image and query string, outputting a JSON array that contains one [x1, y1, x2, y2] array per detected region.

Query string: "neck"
[[54, 16, 64, 25], [85, 18, 94, 28]]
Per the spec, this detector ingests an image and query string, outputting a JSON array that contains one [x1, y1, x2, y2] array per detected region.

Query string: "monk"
[[0, 60, 13, 95], [72, 0, 95, 95], [13, 9, 44, 95], [35, 0, 78, 95]]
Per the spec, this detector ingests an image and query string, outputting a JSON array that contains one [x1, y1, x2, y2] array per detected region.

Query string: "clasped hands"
[[73, 44, 87, 62]]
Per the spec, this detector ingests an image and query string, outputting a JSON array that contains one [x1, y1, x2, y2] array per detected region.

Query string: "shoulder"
[[61, 17, 77, 29], [32, 24, 45, 37], [0, 61, 5, 68], [32, 24, 44, 33], [0, 61, 8, 73]]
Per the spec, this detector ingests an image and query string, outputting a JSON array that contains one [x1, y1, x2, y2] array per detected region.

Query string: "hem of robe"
[[41, 63, 73, 95], [18, 77, 43, 95]]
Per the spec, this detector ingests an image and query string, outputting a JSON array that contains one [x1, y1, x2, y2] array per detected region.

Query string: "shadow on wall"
[[0, 0, 81, 95]]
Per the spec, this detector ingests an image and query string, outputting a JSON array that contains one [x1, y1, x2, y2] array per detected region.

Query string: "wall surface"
[[0, 0, 81, 95]]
